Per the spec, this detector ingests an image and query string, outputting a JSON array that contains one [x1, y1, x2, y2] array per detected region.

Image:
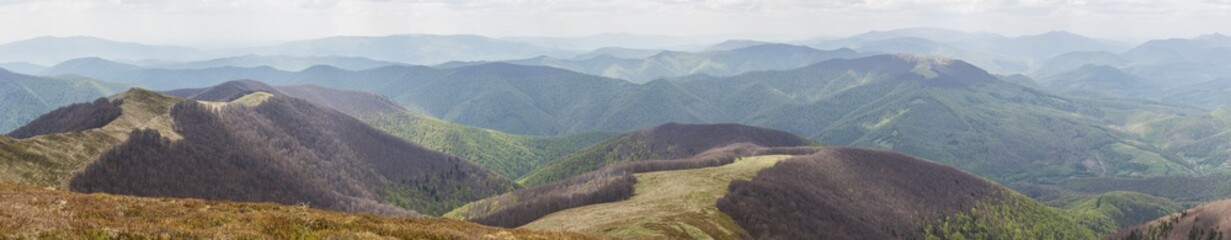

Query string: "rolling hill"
[[718, 147, 1099, 239], [163, 79, 618, 179], [148, 54, 403, 71], [1063, 191, 1184, 230], [0, 181, 592, 239], [3, 84, 517, 216], [517, 122, 814, 186], [244, 34, 574, 65], [0, 62, 47, 75], [451, 123, 1103, 239], [1041, 64, 1158, 98], [1033, 51, 1128, 78], [569, 47, 664, 60], [40, 57, 145, 77], [0, 69, 129, 134], [365, 111, 617, 179], [503, 33, 718, 51], [0, 88, 179, 187], [676, 55, 1191, 183], [1108, 198, 1231, 240], [520, 155, 792, 239], [807, 28, 1129, 73], [1120, 34, 1231, 87], [500, 43, 861, 83]]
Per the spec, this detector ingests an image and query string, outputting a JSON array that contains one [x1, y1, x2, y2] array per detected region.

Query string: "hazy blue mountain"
[[504, 33, 719, 51], [504, 44, 861, 83], [1123, 33, 1231, 65], [0, 69, 129, 132], [813, 28, 1004, 45], [807, 28, 1129, 73], [0, 36, 206, 65], [702, 39, 774, 52], [1003, 31, 1130, 59], [570, 47, 664, 60], [847, 37, 1029, 73], [1034, 51, 1128, 77], [1119, 34, 1231, 86], [0, 62, 47, 75], [245, 34, 575, 65], [149, 54, 402, 71], [41, 57, 144, 77], [1041, 65, 1158, 98]]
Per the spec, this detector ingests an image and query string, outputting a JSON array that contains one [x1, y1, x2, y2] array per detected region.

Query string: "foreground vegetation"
[[448, 143, 820, 228], [0, 181, 594, 239], [521, 155, 791, 239]]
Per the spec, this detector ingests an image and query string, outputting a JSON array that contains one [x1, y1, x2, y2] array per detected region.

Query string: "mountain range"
[[10, 28, 1231, 238], [806, 28, 1131, 74], [32, 54, 1225, 187]]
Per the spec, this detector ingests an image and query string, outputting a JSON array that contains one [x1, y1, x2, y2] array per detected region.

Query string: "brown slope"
[[0, 181, 595, 239], [165, 79, 405, 118], [717, 147, 1097, 239], [162, 79, 282, 102], [627, 122, 813, 157], [0, 88, 182, 187], [68, 94, 516, 216], [1108, 199, 1231, 240], [450, 142, 824, 228], [517, 122, 813, 186]]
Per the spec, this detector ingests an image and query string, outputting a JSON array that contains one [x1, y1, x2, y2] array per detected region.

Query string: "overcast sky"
[[1, 0, 1228, 47]]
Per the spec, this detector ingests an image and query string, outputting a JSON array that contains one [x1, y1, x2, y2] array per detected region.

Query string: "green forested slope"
[[364, 111, 616, 179], [0, 69, 128, 133]]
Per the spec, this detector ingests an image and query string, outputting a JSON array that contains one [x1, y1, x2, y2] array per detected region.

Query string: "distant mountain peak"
[[173, 79, 281, 102], [1037, 30, 1078, 36], [1197, 32, 1231, 42], [814, 54, 995, 87], [301, 64, 346, 73], [19, 35, 109, 43], [892, 53, 958, 65], [704, 39, 774, 52], [115, 87, 168, 101], [52, 57, 137, 66]]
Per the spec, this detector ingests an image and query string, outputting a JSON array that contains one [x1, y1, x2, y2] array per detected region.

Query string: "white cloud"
[[0, 0, 1226, 46]]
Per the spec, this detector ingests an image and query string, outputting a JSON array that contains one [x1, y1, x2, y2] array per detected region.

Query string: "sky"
[[0, 0, 1229, 47]]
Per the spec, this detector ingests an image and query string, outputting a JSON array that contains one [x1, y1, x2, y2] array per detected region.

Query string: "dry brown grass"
[[0, 181, 600, 239], [520, 155, 791, 239]]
